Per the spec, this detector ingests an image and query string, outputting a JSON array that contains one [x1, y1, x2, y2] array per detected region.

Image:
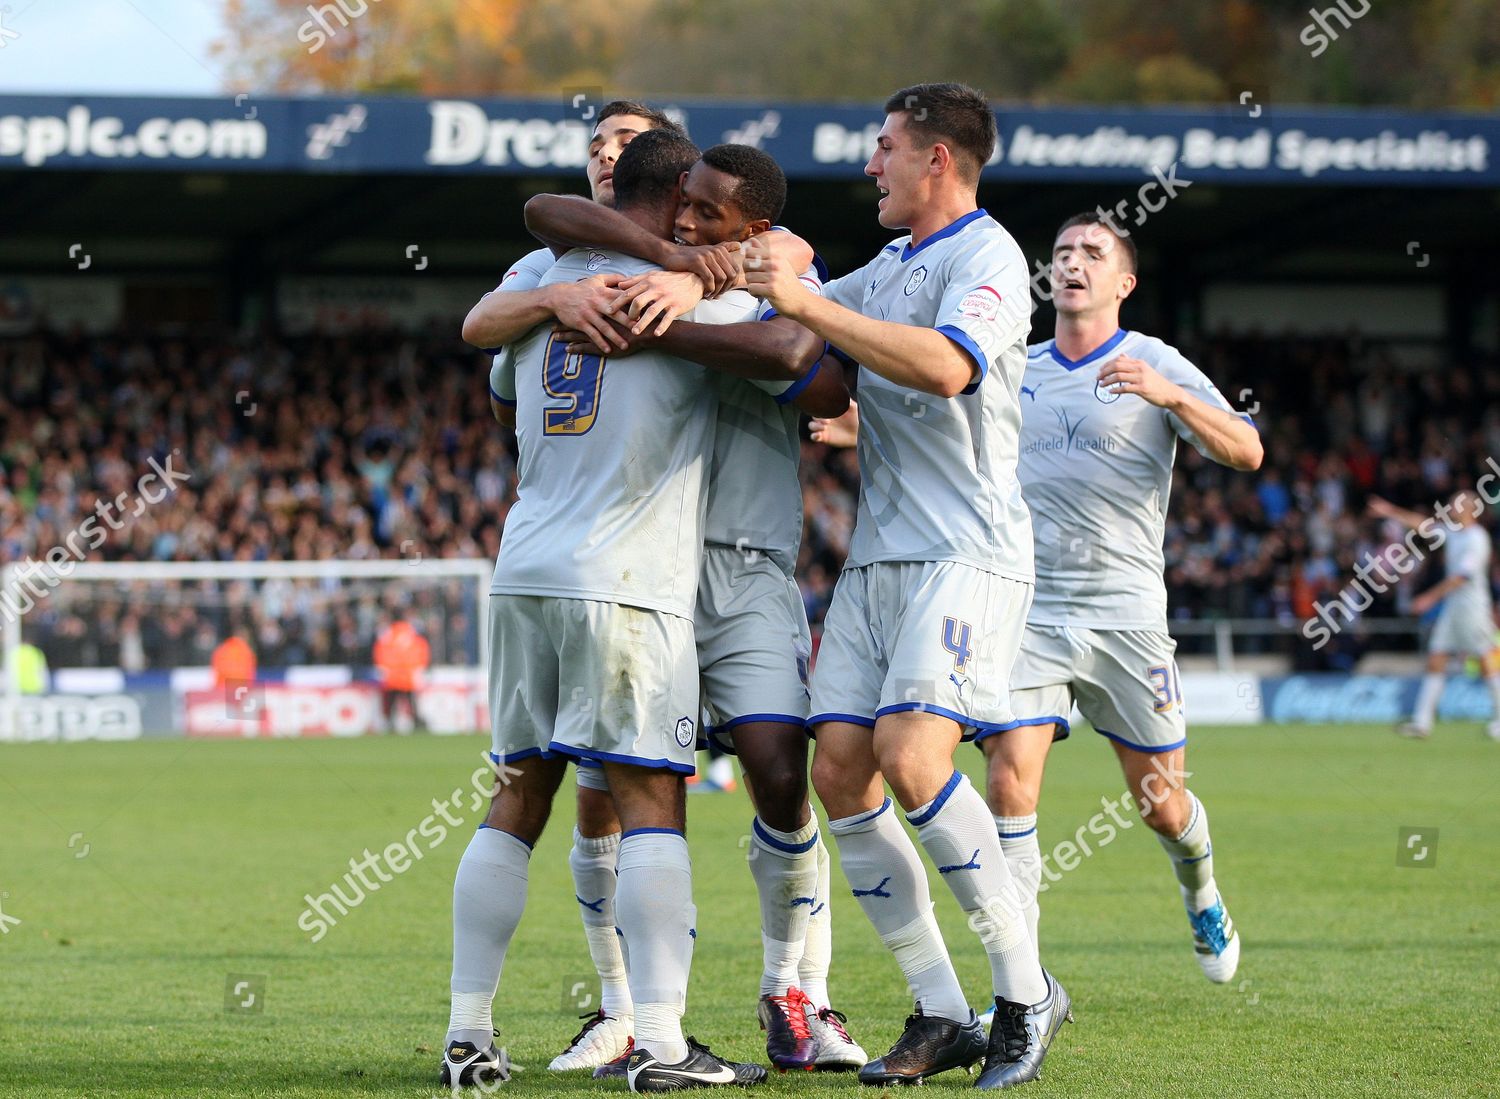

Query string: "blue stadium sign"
[[0, 94, 1494, 187]]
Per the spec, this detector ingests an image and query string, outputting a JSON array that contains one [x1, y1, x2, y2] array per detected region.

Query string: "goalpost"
[[0, 558, 494, 739]]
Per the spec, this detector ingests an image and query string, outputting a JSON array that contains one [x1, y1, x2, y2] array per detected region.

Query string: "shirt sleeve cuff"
[[774, 358, 821, 406], [489, 387, 516, 407], [936, 325, 988, 395]]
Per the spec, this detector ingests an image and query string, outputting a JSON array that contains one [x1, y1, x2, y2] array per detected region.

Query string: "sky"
[[0, 0, 226, 96]]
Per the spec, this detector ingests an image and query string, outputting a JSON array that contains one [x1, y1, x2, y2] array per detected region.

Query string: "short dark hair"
[[597, 100, 687, 139], [612, 128, 701, 211], [698, 143, 787, 224], [1057, 211, 1138, 274], [884, 82, 996, 183]]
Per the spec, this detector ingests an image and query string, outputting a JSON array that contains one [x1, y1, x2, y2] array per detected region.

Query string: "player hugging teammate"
[[449, 82, 1263, 1093]]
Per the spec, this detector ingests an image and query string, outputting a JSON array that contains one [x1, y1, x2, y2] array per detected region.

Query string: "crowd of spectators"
[[2, 325, 1497, 672]]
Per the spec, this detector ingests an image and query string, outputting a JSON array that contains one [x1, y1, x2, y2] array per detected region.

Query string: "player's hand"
[[742, 235, 811, 315], [1097, 355, 1180, 408], [810, 399, 859, 448], [550, 274, 629, 355], [556, 316, 654, 358], [758, 229, 815, 275], [1366, 495, 1396, 519], [1410, 589, 1440, 617], [663, 241, 740, 298], [608, 270, 705, 336]]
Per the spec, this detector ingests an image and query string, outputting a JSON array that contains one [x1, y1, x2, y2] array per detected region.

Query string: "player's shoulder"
[[508, 246, 555, 276], [1122, 330, 1194, 372]]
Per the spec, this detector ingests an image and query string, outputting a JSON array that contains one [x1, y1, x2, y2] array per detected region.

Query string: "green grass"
[[1, 725, 1497, 1098]]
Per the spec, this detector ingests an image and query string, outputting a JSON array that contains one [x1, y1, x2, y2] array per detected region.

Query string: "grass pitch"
[[1, 724, 1496, 1098]]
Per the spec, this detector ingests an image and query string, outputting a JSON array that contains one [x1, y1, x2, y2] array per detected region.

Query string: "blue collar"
[[900, 208, 988, 262], [1048, 329, 1129, 371]]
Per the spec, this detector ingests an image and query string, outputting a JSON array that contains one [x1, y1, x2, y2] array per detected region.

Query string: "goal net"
[[0, 559, 493, 742]]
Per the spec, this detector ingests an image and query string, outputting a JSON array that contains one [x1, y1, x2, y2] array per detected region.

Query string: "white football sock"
[[1157, 792, 1218, 913], [995, 813, 1042, 950], [1486, 673, 1500, 721], [568, 828, 632, 1018], [448, 827, 530, 1046], [749, 815, 818, 997], [1413, 672, 1445, 730], [910, 772, 1046, 1006], [616, 830, 694, 1065], [798, 825, 833, 1011], [829, 798, 968, 1021]]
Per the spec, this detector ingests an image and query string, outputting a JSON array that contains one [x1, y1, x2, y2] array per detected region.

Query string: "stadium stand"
[[5, 325, 1497, 675]]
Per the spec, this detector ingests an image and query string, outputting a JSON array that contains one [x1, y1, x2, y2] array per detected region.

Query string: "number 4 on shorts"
[[942, 616, 972, 670]]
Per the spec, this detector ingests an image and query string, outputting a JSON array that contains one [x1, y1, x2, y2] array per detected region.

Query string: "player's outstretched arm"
[[1099, 355, 1263, 471], [523, 194, 740, 295], [489, 397, 515, 428], [558, 313, 824, 383], [1367, 495, 1429, 530], [741, 237, 976, 398], [463, 274, 630, 356]]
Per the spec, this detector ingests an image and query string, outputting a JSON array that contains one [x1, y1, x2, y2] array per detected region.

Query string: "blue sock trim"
[[907, 770, 964, 828], [836, 797, 892, 830], [476, 824, 533, 851], [621, 827, 685, 840], [998, 826, 1037, 839], [752, 816, 819, 854]]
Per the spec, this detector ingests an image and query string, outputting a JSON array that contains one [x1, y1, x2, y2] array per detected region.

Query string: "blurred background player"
[[210, 625, 256, 692], [443, 128, 766, 1093], [462, 100, 732, 1075], [373, 616, 430, 734], [524, 142, 863, 1073], [6, 640, 49, 697], [1368, 490, 1500, 739], [745, 82, 1065, 1090], [688, 740, 737, 793]]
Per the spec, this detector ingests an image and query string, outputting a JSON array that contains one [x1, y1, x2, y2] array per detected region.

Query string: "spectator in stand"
[[373, 616, 430, 734]]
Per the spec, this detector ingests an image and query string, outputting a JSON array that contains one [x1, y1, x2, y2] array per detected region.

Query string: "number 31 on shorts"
[[1148, 663, 1182, 713]]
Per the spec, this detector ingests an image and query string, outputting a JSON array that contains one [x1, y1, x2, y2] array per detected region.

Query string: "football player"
[[743, 83, 1064, 1089]]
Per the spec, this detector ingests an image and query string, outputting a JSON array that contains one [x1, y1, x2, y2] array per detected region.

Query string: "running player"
[[744, 83, 1065, 1089], [974, 212, 1262, 987], [1369, 490, 1500, 739], [463, 101, 735, 1075], [525, 143, 866, 1073], [442, 128, 765, 1093]]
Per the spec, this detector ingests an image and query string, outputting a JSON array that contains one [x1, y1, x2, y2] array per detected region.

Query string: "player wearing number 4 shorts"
[[977, 211, 1264, 991], [748, 83, 1067, 1091]]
